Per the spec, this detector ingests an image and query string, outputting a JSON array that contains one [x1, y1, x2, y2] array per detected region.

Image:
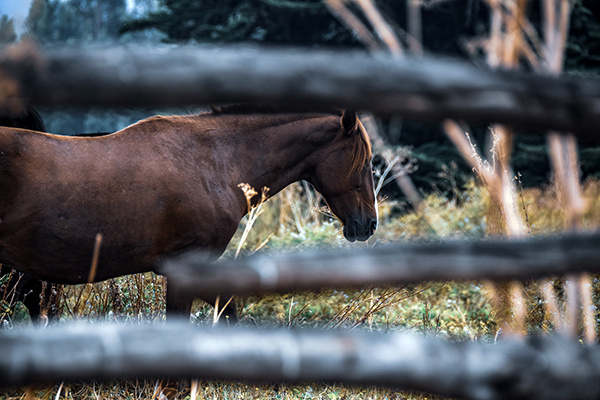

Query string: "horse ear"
[[341, 110, 358, 135]]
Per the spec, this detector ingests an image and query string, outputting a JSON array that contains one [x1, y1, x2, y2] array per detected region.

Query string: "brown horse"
[[0, 105, 377, 323]]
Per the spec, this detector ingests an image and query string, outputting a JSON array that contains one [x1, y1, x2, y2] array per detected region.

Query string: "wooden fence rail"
[[162, 233, 600, 298], [2, 44, 600, 137], [1, 321, 600, 400], [3, 43, 600, 399]]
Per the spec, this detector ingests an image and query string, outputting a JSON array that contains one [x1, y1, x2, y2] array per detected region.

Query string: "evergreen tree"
[[120, 0, 359, 46], [0, 15, 17, 43], [26, 0, 127, 43], [566, 0, 600, 74], [25, 0, 52, 42]]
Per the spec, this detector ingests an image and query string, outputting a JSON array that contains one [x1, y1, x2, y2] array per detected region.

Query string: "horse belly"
[[0, 195, 240, 285], [0, 190, 159, 283], [0, 220, 150, 284]]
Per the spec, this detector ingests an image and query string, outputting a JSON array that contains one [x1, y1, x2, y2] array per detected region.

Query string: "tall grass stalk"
[[580, 274, 596, 344], [54, 381, 64, 400], [235, 184, 270, 259]]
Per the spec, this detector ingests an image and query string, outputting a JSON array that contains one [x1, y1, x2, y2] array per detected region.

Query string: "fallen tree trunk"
[[162, 233, 600, 298], [2, 43, 600, 138], [1, 322, 600, 400]]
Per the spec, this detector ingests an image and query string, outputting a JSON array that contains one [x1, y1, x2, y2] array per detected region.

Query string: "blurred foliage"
[[376, 179, 489, 240], [0, 15, 17, 44], [120, 0, 488, 53], [566, 0, 600, 75]]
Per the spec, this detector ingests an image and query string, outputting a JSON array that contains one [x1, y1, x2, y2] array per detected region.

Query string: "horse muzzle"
[[343, 217, 377, 242]]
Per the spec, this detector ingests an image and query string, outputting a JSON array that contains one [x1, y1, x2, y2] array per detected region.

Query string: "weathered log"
[[1, 44, 600, 137], [1, 322, 600, 400], [162, 233, 600, 298]]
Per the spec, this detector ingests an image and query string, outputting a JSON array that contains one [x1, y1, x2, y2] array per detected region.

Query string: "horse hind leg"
[[40, 283, 63, 325], [19, 279, 43, 323], [0, 270, 54, 326], [18, 278, 61, 326]]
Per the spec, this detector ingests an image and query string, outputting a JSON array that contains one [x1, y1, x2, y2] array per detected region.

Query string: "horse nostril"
[[370, 220, 377, 234]]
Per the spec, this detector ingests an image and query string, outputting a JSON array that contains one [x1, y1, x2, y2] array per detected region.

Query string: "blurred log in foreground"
[[162, 233, 600, 298], [2, 322, 600, 400], [1, 43, 600, 138]]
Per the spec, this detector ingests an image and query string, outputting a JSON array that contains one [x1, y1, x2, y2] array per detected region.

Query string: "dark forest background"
[[1, 0, 600, 197]]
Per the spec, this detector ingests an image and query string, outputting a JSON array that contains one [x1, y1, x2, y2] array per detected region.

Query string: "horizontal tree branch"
[[161, 233, 600, 298], [1, 43, 600, 137], [2, 322, 600, 400]]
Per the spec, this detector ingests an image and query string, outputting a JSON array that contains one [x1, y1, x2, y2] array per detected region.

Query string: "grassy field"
[[2, 178, 600, 399]]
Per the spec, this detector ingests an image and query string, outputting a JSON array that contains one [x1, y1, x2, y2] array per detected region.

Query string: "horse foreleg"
[[165, 278, 237, 324], [165, 279, 194, 320]]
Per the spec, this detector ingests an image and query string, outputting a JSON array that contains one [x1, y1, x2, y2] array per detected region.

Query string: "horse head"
[[307, 110, 378, 242]]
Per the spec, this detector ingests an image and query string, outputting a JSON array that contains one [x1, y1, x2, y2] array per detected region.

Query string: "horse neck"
[[229, 115, 337, 206]]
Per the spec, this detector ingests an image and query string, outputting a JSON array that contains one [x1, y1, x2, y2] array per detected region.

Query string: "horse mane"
[[209, 104, 281, 115], [210, 104, 371, 176], [209, 104, 343, 116]]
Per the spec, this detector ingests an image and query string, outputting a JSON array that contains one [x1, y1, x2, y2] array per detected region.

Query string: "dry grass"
[[3, 178, 600, 399], [0, 1, 593, 398], [2, 381, 442, 400]]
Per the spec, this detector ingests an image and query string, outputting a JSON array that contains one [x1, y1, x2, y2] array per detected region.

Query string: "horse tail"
[[24, 106, 47, 132], [0, 106, 47, 132]]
